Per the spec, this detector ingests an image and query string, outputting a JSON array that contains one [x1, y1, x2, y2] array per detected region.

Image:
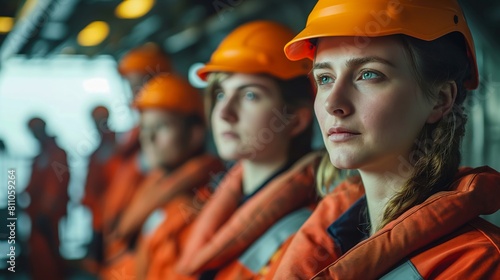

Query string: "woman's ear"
[[289, 107, 313, 137], [426, 81, 457, 124]]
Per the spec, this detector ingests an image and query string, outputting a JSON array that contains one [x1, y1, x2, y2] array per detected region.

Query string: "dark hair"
[[180, 113, 205, 151], [379, 32, 471, 230], [274, 75, 314, 163]]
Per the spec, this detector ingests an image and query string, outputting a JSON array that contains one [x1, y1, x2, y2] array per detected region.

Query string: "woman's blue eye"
[[361, 71, 379, 80], [215, 91, 225, 101], [244, 91, 256, 100], [317, 75, 333, 85]]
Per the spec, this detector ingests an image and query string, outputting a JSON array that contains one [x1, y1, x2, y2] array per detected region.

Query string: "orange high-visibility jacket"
[[137, 190, 211, 280], [115, 154, 224, 241], [100, 154, 224, 280], [81, 138, 120, 231], [275, 166, 500, 279], [176, 152, 322, 279], [102, 152, 146, 237]]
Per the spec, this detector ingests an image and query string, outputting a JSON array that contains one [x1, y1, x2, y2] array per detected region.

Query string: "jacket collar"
[[177, 152, 322, 275], [315, 166, 500, 279]]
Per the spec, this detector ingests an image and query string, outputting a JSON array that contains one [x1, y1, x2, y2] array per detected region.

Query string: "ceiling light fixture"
[[0, 17, 14, 34], [77, 21, 109, 47], [115, 0, 155, 19]]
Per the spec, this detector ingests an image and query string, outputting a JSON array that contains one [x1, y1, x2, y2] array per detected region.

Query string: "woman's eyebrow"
[[312, 62, 332, 71], [345, 56, 395, 69], [235, 84, 271, 92], [313, 56, 395, 72]]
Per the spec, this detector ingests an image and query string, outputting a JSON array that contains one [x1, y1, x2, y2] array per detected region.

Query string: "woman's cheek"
[[314, 96, 328, 127]]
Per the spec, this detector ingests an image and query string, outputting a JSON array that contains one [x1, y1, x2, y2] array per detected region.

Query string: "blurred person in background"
[[80, 105, 120, 273], [100, 73, 224, 280], [90, 43, 173, 274], [115, 42, 173, 162], [24, 117, 70, 280]]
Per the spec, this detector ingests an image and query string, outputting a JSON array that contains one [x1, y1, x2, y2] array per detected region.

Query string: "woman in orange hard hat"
[[274, 0, 500, 279], [100, 73, 224, 279], [171, 20, 325, 279], [114, 43, 173, 161]]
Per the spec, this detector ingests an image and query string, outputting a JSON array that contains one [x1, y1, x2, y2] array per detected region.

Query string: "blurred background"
[[0, 0, 498, 279]]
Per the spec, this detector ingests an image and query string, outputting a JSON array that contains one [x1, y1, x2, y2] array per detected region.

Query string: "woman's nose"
[[218, 97, 238, 123], [324, 80, 354, 118]]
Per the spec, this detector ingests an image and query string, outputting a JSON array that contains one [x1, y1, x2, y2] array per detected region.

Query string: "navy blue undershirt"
[[326, 196, 370, 254], [239, 161, 294, 205]]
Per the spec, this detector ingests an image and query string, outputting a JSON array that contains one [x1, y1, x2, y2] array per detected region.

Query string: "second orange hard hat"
[[118, 43, 172, 76], [133, 74, 204, 119], [197, 20, 312, 81], [284, 0, 479, 90]]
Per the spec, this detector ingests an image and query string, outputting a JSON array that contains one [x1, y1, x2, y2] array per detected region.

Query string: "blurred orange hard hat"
[[197, 20, 312, 81], [284, 0, 479, 90], [133, 74, 203, 118], [118, 43, 172, 76]]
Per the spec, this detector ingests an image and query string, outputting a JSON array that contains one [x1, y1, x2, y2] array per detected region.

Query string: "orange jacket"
[[101, 154, 224, 280], [137, 191, 211, 280], [276, 166, 500, 279], [105, 154, 224, 261], [176, 152, 322, 279], [114, 154, 224, 241], [102, 152, 146, 238], [81, 138, 120, 231]]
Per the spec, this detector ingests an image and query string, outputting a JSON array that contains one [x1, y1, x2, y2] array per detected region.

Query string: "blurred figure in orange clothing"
[[115, 42, 173, 161], [100, 74, 224, 280], [80, 105, 120, 272], [95, 44, 174, 273], [24, 117, 70, 280]]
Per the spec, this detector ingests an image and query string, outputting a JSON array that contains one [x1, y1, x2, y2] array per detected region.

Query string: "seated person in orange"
[[100, 73, 224, 280], [172, 20, 323, 279], [96, 44, 174, 272]]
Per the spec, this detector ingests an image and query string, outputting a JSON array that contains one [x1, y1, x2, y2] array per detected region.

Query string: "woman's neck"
[[359, 168, 409, 235], [241, 156, 289, 196]]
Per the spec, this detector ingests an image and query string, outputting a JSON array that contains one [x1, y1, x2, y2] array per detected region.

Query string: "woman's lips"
[[327, 127, 360, 142], [221, 131, 239, 139]]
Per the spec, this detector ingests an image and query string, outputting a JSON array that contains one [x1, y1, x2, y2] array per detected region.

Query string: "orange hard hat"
[[133, 74, 204, 118], [284, 0, 479, 90], [118, 43, 172, 76], [197, 20, 312, 81]]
